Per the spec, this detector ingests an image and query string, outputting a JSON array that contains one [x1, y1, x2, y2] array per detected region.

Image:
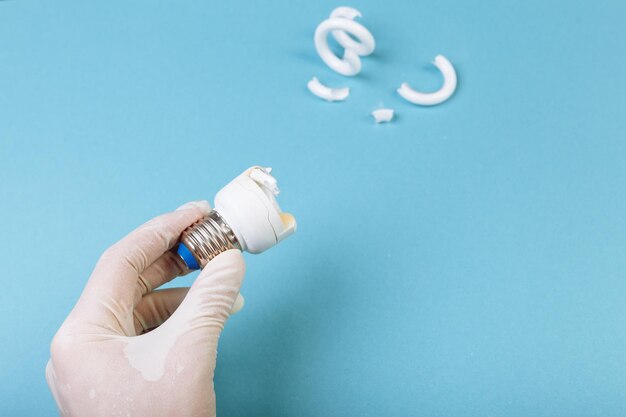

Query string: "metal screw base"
[[179, 210, 241, 269]]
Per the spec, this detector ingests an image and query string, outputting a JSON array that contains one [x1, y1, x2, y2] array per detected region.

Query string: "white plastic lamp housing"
[[214, 166, 296, 254]]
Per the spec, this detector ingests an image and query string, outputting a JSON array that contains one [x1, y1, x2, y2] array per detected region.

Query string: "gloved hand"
[[45, 201, 246, 417]]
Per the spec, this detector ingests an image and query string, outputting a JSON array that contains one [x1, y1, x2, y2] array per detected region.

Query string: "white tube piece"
[[371, 108, 394, 123], [307, 77, 350, 102], [397, 55, 458, 106], [314, 7, 375, 76]]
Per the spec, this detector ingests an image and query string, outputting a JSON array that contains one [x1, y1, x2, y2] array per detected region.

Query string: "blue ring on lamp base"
[[177, 243, 200, 270]]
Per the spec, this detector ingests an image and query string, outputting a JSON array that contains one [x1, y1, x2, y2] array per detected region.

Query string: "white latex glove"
[[46, 201, 246, 417]]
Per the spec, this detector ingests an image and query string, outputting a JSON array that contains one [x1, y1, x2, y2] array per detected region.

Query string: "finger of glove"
[[160, 250, 245, 340], [81, 201, 210, 307], [136, 250, 191, 301], [76, 201, 210, 329], [134, 289, 244, 335], [133, 287, 189, 335], [231, 293, 245, 314]]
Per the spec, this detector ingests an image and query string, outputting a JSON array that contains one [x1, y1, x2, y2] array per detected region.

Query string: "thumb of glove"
[[160, 249, 245, 348], [121, 250, 245, 385]]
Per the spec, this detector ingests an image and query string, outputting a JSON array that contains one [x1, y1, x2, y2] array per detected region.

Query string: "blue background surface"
[[1, 0, 625, 415]]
